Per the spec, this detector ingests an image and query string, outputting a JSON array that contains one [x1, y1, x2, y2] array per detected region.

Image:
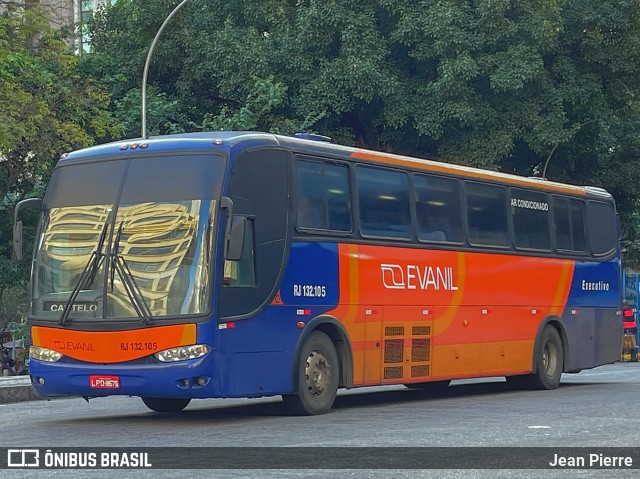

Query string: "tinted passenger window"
[[413, 174, 463, 243], [511, 189, 550, 250], [295, 159, 351, 231], [587, 201, 617, 257], [466, 182, 509, 247], [357, 166, 411, 238], [553, 197, 586, 253]]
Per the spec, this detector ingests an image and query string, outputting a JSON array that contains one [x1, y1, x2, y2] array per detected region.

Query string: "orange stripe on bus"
[[549, 260, 575, 316], [350, 151, 587, 195], [32, 324, 197, 363]]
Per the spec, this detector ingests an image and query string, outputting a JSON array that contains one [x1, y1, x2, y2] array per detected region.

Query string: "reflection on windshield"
[[33, 201, 215, 320], [36, 205, 112, 294]]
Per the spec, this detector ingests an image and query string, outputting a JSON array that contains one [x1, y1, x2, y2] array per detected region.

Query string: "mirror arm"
[[220, 196, 234, 259], [14, 198, 43, 224]]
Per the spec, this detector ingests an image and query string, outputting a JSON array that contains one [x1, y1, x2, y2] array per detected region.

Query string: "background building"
[[77, 0, 116, 53], [1, 0, 114, 53]]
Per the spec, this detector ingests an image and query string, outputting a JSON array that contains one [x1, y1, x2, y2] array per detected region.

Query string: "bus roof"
[[60, 131, 610, 199]]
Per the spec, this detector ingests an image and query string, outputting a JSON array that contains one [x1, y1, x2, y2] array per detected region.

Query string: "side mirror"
[[12, 221, 23, 262], [226, 216, 246, 261], [12, 197, 43, 263]]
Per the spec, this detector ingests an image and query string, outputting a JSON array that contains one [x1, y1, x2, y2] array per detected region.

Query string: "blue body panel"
[[566, 259, 621, 308]]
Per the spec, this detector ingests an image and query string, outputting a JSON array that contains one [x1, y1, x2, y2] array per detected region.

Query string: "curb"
[[0, 377, 42, 404]]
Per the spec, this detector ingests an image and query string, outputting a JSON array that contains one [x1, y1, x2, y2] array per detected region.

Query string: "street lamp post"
[[141, 0, 191, 139]]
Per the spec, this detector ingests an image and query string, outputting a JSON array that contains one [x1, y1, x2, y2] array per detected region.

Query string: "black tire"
[[506, 325, 563, 390], [404, 380, 451, 390], [141, 397, 191, 413], [282, 331, 339, 415]]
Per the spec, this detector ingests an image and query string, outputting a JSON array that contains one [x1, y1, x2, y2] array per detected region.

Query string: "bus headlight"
[[29, 346, 62, 362], [154, 344, 209, 362]]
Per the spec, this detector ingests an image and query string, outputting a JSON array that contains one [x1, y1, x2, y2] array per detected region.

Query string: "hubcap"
[[304, 349, 331, 397], [542, 341, 557, 375]]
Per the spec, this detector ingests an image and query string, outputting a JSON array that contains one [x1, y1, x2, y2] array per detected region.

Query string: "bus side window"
[[466, 182, 509, 247], [223, 260, 238, 285], [224, 218, 256, 287], [553, 197, 587, 253], [297, 194, 324, 229], [587, 200, 617, 257], [511, 189, 551, 251], [295, 159, 352, 232], [413, 173, 463, 243], [357, 165, 411, 239]]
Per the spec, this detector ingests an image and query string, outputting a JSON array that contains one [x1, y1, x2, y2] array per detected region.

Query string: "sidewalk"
[[0, 376, 41, 404]]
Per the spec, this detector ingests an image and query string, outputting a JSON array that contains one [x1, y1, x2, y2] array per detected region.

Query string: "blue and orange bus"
[[13, 131, 622, 414]]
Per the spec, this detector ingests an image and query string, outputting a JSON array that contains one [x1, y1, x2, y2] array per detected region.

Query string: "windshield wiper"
[[110, 222, 155, 325], [58, 221, 110, 326]]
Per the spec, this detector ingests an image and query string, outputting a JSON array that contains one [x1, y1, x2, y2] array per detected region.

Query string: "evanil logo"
[[380, 264, 459, 291]]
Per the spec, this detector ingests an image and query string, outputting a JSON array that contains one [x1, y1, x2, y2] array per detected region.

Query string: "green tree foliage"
[[1, 4, 120, 201], [0, 3, 121, 330], [86, 0, 640, 266], [87, 2, 639, 159], [621, 215, 640, 272]]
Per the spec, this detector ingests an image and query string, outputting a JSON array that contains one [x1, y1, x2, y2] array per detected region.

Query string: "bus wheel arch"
[[533, 318, 566, 375], [507, 318, 565, 390], [283, 316, 353, 415], [292, 316, 353, 389], [313, 317, 353, 389]]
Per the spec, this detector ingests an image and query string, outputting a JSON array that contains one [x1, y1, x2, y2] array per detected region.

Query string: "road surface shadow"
[[52, 378, 604, 424]]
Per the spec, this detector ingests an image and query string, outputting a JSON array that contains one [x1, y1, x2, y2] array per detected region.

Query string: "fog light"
[[154, 344, 209, 362], [196, 377, 206, 386], [38, 377, 45, 385], [30, 345, 62, 362]]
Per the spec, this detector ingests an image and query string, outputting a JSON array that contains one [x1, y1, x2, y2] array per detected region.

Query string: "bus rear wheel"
[[507, 325, 563, 390], [141, 397, 191, 413], [282, 331, 339, 415]]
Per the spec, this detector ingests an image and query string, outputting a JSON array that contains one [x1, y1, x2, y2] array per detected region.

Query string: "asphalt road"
[[2, 362, 640, 478]]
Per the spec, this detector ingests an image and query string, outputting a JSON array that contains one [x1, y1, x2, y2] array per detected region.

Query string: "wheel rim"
[[542, 340, 558, 376], [304, 349, 331, 397]]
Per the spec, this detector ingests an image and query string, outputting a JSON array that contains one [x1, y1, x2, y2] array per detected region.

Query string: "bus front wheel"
[[507, 325, 564, 390], [282, 331, 339, 415], [141, 397, 191, 413]]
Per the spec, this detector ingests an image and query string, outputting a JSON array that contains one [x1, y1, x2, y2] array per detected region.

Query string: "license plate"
[[90, 375, 120, 389]]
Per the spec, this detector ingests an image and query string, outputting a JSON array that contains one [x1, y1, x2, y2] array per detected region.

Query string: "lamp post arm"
[[541, 142, 560, 179], [141, 0, 191, 139], [541, 119, 597, 179]]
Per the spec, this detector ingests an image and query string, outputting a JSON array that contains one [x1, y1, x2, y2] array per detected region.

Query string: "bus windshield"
[[31, 154, 225, 321]]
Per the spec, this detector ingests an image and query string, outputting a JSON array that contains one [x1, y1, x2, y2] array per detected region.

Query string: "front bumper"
[[29, 353, 219, 399]]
